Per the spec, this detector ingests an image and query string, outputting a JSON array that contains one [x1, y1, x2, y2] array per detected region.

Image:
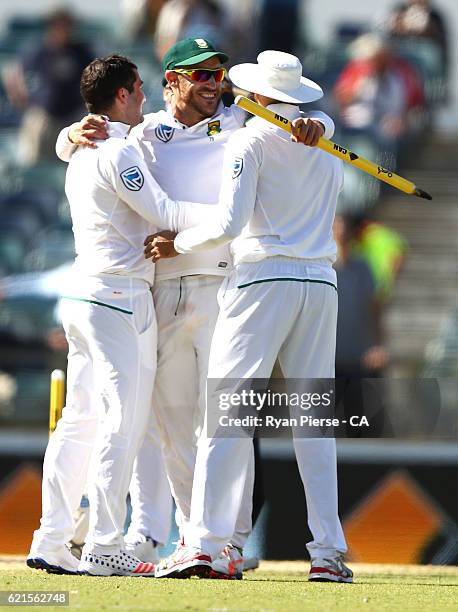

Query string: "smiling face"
[[165, 56, 223, 126]]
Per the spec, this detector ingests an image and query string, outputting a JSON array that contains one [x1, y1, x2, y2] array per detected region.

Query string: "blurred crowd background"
[[0, 0, 457, 563]]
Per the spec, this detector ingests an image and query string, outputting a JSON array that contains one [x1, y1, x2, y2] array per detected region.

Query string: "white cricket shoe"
[[125, 537, 160, 564], [210, 544, 243, 580], [242, 556, 260, 571], [309, 555, 353, 583], [155, 546, 211, 578], [27, 545, 79, 575], [78, 549, 155, 577]]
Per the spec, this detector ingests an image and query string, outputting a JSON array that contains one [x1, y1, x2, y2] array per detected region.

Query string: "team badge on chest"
[[120, 166, 144, 191], [155, 124, 175, 143], [207, 120, 221, 139]]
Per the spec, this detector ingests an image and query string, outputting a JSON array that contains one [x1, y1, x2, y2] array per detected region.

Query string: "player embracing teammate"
[[28, 38, 352, 582]]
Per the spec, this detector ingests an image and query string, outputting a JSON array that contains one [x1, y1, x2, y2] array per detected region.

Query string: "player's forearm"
[[174, 220, 233, 254], [120, 177, 216, 232], [55, 125, 78, 162], [174, 200, 248, 253], [171, 201, 219, 232]]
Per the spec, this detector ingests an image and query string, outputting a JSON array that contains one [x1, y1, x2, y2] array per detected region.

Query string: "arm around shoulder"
[[55, 124, 78, 162], [302, 110, 335, 139]]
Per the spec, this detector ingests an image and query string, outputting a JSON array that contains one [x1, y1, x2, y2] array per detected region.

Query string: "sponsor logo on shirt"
[[155, 124, 175, 143], [120, 166, 144, 191], [207, 120, 221, 138], [218, 261, 228, 268], [232, 157, 243, 179]]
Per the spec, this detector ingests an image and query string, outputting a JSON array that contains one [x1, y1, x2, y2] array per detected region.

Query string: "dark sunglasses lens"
[[191, 69, 224, 82]]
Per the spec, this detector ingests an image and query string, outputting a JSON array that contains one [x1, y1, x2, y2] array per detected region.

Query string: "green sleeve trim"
[[61, 296, 133, 315], [237, 278, 337, 291]]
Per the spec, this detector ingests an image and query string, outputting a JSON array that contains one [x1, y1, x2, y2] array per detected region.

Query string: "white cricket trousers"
[[31, 275, 157, 556], [187, 265, 348, 559], [140, 275, 253, 548], [125, 412, 173, 546]]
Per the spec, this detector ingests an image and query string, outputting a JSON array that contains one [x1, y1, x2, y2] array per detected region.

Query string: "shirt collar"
[[248, 103, 301, 137], [106, 120, 131, 139], [266, 103, 301, 120], [165, 101, 226, 131]]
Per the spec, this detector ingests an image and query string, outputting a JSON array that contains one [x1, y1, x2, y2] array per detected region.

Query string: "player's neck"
[[170, 99, 211, 127]]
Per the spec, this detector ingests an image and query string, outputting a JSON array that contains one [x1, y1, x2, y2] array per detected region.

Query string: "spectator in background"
[[387, 0, 449, 75], [333, 215, 389, 438], [120, 0, 168, 41], [334, 34, 416, 159], [351, 214, 407, 302], [217, 0, 261, 64], [258, 0, 300, 55], [334, 215, 388, 378], [4, 8, 93, 166], [154, 0, 231, 62]]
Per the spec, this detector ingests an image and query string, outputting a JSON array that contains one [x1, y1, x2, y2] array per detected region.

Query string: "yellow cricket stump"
[[49, 369, 65, 436], [235, 96, 432, 200]]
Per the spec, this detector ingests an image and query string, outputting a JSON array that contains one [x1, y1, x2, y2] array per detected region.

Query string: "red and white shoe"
[[309, 555, 353, 583], [78, 550, 155, 577], [210, 544, 243, 580], [155, 546, 211, 579]]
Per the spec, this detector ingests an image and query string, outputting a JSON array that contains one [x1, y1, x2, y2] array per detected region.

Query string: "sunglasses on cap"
[[173, 67, 227, 83]]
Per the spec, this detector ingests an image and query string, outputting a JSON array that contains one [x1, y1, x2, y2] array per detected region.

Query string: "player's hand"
[[144, 230, 179, 262], [68, 115, 108, 148], [291, 118, 324, 146]]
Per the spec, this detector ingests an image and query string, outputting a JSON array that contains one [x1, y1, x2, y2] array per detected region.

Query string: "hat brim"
[[228, 63, 323, 104], [174, 51, 229, 67]]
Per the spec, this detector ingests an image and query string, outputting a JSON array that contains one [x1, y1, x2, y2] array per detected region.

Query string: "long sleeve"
[[103, 143, 214, 232], [55, 125, 78, 162], [175, 130, 261, 254], [303, 110, 335, 139]]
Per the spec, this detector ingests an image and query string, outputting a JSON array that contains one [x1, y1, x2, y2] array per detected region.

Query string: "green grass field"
[[1, 559, 458, 611]]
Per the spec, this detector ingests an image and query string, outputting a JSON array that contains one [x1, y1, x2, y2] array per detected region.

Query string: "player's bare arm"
[[144, 230, 178, 262], [68, 114, 108, 147], [291, 118, 325, 146]]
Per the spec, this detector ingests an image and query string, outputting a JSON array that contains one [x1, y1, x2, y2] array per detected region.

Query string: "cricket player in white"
[[56, 38, 336, 576], [28, 55, 211, 577], [152, 51, 353, 583]]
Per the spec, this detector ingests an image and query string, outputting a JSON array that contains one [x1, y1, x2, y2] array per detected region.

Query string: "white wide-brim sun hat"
[[229, 50, 323, 104]]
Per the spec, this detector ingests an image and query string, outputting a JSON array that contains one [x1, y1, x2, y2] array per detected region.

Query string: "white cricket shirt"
[[65, 121, 210, 288], [174, 103, 344, 285], [129, 104, 243, 280], [57, 103, 335, 281]]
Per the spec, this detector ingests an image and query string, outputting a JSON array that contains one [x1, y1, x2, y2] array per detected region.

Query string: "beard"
[[184, 86, 221, 120]]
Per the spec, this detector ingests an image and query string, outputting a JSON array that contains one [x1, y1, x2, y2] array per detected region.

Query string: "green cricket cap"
[[163, 37, 229, 71]]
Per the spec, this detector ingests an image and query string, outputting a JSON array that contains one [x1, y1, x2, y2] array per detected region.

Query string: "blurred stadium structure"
[[0, 0, 457, 564]]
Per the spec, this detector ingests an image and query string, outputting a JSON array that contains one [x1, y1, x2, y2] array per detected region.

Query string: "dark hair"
[[80, 54, 138, 114]]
